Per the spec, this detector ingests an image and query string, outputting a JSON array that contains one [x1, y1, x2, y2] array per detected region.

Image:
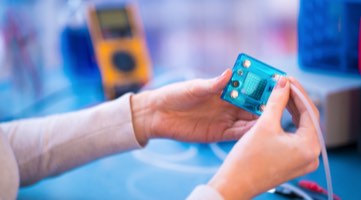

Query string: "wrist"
[[130, 91, 156, 146], [208, 166, 255, 200]]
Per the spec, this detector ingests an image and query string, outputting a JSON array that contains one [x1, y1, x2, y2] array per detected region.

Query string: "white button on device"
[[243, 59, 251, 68], [272, 74, 280, 81], [230, 90, 239, 98]]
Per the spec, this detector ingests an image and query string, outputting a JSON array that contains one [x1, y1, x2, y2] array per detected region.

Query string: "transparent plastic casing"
[[221, 53, 287, 115]]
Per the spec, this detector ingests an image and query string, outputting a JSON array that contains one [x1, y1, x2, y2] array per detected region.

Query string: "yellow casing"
[[87, 3, 151, 99]]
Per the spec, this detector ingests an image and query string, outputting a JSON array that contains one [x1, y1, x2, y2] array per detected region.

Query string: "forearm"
[[0, 93, 141, 186]]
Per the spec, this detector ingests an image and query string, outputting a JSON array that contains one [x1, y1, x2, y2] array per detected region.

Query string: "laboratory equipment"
[[298, 0, 361, 75], [87, 1, 151, 99], [61, 25, 101, 82], [221, 54, 286, 116]]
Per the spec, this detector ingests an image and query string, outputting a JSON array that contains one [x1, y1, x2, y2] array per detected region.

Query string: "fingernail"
[[220, 70, 228, 77], [215, 70, 228, 81], [276, 76, 287, 89]]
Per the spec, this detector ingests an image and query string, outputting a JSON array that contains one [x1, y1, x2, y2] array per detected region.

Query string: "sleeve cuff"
[[102, 93, 143, 150], [186, 185, 224, 200]]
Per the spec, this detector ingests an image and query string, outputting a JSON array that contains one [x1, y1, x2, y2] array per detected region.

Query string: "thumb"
[[191, 69, 232, 96], [209, 68, 233, 94], [261, 76, 290, 123]]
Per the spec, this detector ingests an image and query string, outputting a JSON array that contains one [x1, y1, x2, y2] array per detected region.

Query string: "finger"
[[188, 69, 232, 97], [223, 120, 257, 140], [291, 159, 319, 179], [260, 76, 290, 125], [288, 77, 319, 118], [302, 158, 320, 175], [286, 97, 300, 127], [237, 110, 259, 121], [211, 68, 233, 94], [288, 79, 320, 135]]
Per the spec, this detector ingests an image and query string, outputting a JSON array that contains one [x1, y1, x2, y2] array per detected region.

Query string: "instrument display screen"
[[97, 8, 132, 39]]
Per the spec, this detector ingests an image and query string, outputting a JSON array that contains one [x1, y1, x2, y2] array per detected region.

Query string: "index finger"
[[288, 77, 319, 118], [288, 78, 320, 136]]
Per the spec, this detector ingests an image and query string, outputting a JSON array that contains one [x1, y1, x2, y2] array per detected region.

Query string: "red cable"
[[298, 180, 341, 200]]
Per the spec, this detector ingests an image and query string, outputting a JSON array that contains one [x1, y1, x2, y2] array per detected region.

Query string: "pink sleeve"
[[1, 93, 142, 186]]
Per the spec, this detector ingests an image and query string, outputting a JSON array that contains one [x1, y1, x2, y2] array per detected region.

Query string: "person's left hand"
[[131, 69, 258, 145]]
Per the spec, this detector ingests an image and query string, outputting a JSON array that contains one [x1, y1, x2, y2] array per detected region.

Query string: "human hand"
[[130, 69, 258, 145], [208, 77, 321, 200]]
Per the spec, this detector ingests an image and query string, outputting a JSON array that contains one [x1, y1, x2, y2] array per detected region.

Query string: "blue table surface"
[[5, 69, 360, 200], [18, 139, 361, 200]]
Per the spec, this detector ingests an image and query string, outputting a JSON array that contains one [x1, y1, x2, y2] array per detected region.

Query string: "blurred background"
[[1, 0, 361, 199], [0, 0, 299, 119]]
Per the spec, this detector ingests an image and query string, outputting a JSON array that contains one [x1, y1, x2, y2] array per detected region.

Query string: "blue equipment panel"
[[61, 25, 101, 81], [298, 0, 361, 74], [221, 54, 286, 116]]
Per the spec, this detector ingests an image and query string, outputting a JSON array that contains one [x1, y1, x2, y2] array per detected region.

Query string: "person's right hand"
[[208, 77, 321, 200]]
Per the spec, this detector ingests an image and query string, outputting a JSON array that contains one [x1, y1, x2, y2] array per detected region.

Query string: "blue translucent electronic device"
[[221, 54, 287, 116]]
